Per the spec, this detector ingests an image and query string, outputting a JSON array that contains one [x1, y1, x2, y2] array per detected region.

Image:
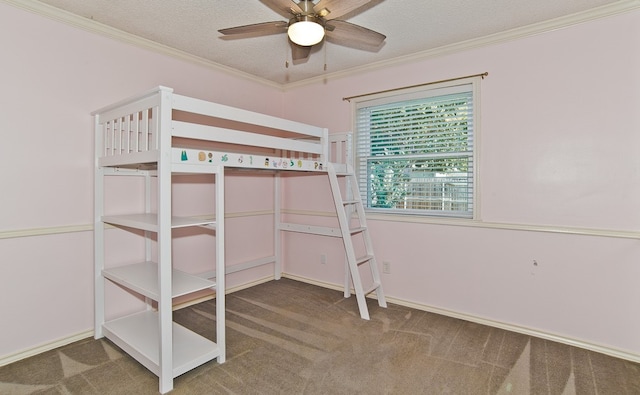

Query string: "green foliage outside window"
[[358, 90, 474, 216]]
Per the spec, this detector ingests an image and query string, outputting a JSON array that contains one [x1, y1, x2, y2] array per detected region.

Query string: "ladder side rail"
[[338, 133, 356, 298], [346, 164, 387, 308], [344, 170, 354, 299], [327, 163, 371, 320]]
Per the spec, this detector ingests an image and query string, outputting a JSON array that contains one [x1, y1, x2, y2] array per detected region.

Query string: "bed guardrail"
[[93, 86, 335, 168]]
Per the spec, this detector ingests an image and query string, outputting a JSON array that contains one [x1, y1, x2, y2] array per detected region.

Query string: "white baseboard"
[[282, 273, 640, 364], [4, 273, 638, 367], [0, 330, 94, 367], [0, 276, 276, 367]]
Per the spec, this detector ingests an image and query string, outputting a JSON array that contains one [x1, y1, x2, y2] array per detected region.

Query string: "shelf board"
[[103, 261, 216, 300], [102, 213, 215, 232], [103, 310, 220, 378]]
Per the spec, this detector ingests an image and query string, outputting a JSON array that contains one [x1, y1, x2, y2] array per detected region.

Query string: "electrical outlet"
[[321, 254, 327, 264], [383, 261, 391, 274]]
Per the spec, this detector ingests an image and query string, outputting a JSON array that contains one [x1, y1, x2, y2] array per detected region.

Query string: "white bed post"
[[93, 116, 105, 339], [274, 172, 282, 280], [144, 170, 153, 310], [157, 88, 174, 394], [321, 128, 329, 165], [215, 166, 226, 363], [345, 132, 355, 298]]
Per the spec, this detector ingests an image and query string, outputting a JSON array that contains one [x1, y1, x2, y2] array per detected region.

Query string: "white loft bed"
[[95, 84, 352, 280], [96, 85, 349, 171], [92, 86, 374, 394]]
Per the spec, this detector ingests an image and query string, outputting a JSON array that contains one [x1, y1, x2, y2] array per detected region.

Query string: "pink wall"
[[281, 9, 640, 358], [0, 3, 283, 359], [2, 0, 640, 364]]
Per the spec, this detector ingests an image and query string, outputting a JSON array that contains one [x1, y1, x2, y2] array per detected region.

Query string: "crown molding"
[[284, 0, 640, 89], [1, 0, 284, 90], [3, 0, 639, 90]]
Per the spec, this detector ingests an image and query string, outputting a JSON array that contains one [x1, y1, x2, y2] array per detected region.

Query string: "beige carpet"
[[1, 278, 638, 394]]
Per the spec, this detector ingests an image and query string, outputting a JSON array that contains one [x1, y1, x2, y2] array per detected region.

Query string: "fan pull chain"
[[323, 41, 327, 71], [285, 40, 290, 68]]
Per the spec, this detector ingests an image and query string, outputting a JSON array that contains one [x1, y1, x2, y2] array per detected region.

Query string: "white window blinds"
[[354, 80, 477, 218]]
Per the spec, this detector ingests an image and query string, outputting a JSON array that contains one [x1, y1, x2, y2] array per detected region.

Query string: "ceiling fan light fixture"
[[288, 17, 325, 46]]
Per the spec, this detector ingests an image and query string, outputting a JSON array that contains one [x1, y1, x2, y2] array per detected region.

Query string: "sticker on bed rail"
[[173, 148, 325, 171]]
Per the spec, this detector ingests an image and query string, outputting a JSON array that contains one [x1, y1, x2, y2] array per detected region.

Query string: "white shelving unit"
[[91, 85, 385, 392], [93, 88, 225, 394]]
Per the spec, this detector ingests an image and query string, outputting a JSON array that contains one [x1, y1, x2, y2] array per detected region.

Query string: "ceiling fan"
[[218, 0, 386, 63]]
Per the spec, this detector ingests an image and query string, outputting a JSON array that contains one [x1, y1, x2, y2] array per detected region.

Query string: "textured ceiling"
[[17, 0, 634, 86]]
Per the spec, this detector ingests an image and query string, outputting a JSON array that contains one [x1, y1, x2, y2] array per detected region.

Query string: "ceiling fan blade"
[[313, 0, 372, 20], [325, 20, 386, 47], [218, 21, 288, 36], [260, 0, 302, 17], [290, 41, 312, 63]]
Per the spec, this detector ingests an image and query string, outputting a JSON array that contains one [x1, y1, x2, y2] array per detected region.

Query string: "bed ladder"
[[327, 163, 387, 320]]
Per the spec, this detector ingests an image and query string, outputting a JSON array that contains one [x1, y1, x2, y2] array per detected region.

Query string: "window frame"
[[351, 76, 481, 220]]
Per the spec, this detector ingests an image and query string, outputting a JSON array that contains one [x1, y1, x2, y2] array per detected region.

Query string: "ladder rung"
[[342, 200, 359, 205], [363, 282, 381, 295], [349, 226, 367, 235], [355, 255, 374, 265]]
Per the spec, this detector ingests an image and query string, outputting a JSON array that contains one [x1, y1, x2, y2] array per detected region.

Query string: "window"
[[354, 78, 479, 218]]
